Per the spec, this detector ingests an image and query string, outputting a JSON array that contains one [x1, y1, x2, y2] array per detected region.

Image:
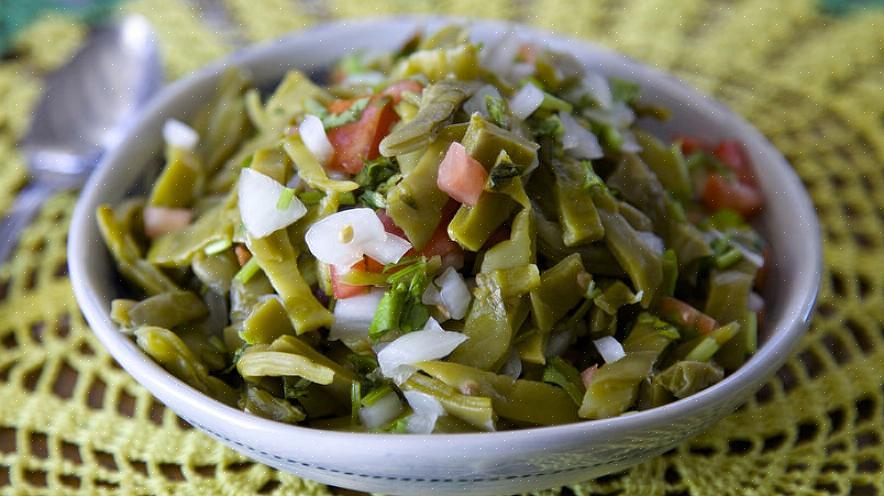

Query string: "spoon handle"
[[0, 182, 59, 264]]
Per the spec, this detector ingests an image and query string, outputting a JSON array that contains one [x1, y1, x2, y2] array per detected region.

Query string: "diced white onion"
[[749, 292, 765, 313], [582, 72, 613, 109], [162, 118, 199, 150], [435, 267, 471, 320], [584, 101, 635, 129], [329, 288, 385, 342], [509, 62, 535, 82], [363, 233, 412, 265], [500, 349, 523, 380], [343, 71, 386, 86], [377, 318, 468, 385], [734, 241, 765, 268], [403, 390, 446, 434], [620, 129, 643, 153], [422, 283, 443, 306], [359, 392, 404, 429], [480, 32, 522, 77], [509, 83, 544, 120], [238, 168, 307, 239], [594, 336, 626, 363], [143, 206, 192, 239], [559, 112, 604, 159], [463, 85, 503, 119], [299, 114, 334, 165], [286, 173, 301, 190], [637, 231, 665, 255], [305, 208, 386, 268]]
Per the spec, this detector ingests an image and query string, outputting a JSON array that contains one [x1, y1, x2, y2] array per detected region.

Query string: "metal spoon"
[[0, 15, 162, 263]]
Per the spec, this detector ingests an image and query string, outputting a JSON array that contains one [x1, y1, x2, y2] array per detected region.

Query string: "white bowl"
[[69, 16, 821, 496]]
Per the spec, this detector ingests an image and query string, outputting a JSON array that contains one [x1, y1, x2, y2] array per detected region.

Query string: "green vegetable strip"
[[96, 205, 180, 295], [247, 230, 333, 334], [654, 361, 724, 399], [237, 350, 335, 384], [705, 270, 755, 370], [147, 197, 236, 267], [418, 360, 579, 426], [387, 127, 463, 249], [239, 296, 294, 345], [380, 79, 475, 157], [596, 203, 663, 308], [127, 291, 208, 329], [462, 114, 539, 170], [542, 357, 585, 405], [402, 373, 495, 431], [635, 129, 692, 201], [282, 135, 359, 193], [270, 336, 357, 402], [578, 316, 677, 419], [448, 276, 522, 371], [529, 253, 587, 333], [148, 147, 204, 208]]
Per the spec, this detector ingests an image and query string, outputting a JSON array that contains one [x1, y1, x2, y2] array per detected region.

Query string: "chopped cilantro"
[[610, 77, 641, 104], [485, 95, 510, 128]]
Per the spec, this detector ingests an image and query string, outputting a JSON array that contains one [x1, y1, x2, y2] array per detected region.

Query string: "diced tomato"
[[437, 142, 488, 207], [421, 200, 463, 259], [659, 297, 719, 336], [330, 262, 369, 299], [676, 136, 706, 156], [714, 140, 756, 184], [580, 365, 598, 389], [234, 244, 252, 266], [382, 79, 423, 103], [327, 98, 356, 114], [702, 174, 764, 218], [143, 206, 192, 239], [327, 96, 400, 174]]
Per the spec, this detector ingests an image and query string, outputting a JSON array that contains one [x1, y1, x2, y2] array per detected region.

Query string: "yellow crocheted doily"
[[1, 1, 883, 494]]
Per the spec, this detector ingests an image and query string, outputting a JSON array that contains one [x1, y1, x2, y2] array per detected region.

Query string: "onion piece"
[[377, 318, 468, 384], [238, 168, 308, 239], [584, 101, 635, 128], [162, 119, 199, 150], [421, 283, 443, 306], [329, 288, 385, 342], [359, 391, 404, 429], [363, 233, 412, 265], [594, 336, 626, 363], [748, 292, 765, 313], [559, 112, 604, 160], [299, 114, 334, 165], [637, 231, 665, 254], [403, 390, 446, 434], [620, 129, 642, 153], [582, 72, 613, 109], [509, 83, 544, 120], [435, 267, 471, 320], [305, 208, 386, 268], [143, 206, 192, 239], [463, 84, 503, 119]]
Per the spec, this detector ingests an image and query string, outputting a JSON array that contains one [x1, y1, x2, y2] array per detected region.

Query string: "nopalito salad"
[[98, 27, 769, 433]]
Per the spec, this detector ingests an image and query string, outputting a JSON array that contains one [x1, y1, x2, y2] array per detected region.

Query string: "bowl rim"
[[69, 15, 822, 449]]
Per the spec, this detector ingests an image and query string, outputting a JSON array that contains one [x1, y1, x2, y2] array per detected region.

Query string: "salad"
[[97, 26, 768, 433]]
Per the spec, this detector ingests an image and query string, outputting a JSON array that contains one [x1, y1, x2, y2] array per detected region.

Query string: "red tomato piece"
[[330, 262, 369, 299], [327, 97, 400, 174], [702, 174, 764, 218], [659, 297, 719, 336], [676, 136, 706, 156], [437, 142, 488, 207], [382, 79, 423, 103], [714, 140, 756, 184]]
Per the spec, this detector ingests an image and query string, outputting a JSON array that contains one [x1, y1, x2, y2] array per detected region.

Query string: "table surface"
[[1, 1, 883, 495]]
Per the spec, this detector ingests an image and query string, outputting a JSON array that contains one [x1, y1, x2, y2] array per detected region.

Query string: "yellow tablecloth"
[[1, 1, 883, 494]]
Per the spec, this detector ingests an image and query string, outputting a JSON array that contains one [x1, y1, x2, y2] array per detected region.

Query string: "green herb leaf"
[[610, 77, 641, 104], [354, 157, 399, 190], [369, 257, 432, 339], [485, 94, 510, 128], [542, 357, 585, 405], [359, 190, 387, 209], [298, 190, 325, 206], [276, 187, 296, 210], [234, 257, 261, 284], [323, 97, 371, 129]]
